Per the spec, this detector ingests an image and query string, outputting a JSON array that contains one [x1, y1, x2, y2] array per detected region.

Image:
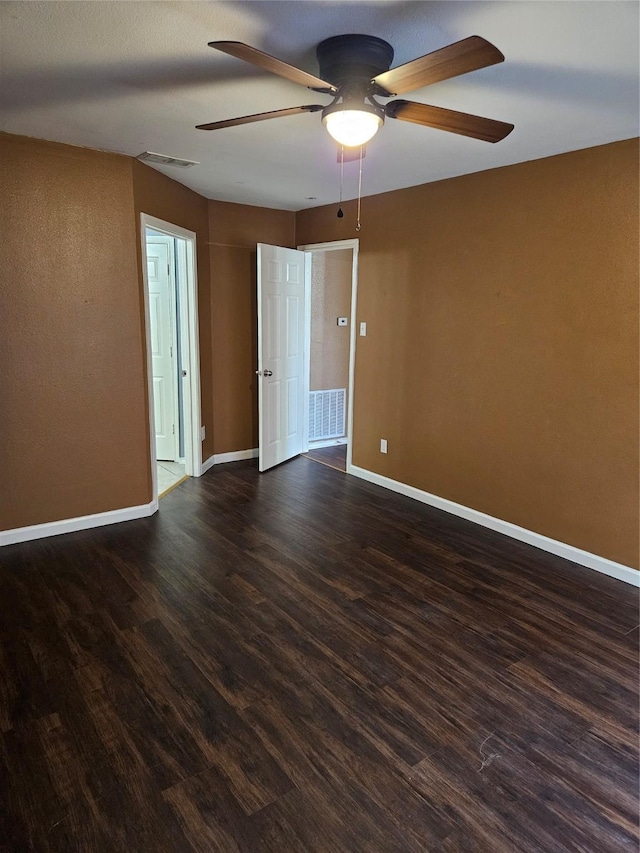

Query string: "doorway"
[[297, 239, 359, 474], [140, 215, 202, 503]]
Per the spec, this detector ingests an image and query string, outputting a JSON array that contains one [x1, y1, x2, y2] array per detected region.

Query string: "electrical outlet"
[[337, 317, 348, 326], [201, 425, 206, 441], [380, 438, 388, 454]]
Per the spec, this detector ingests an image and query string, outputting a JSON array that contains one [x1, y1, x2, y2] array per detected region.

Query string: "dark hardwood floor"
[[1, 456, 638, 852], [303, 444, 347, 472]]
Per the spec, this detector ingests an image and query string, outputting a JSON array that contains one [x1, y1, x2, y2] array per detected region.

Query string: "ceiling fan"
[[196, 34, 514, 147]]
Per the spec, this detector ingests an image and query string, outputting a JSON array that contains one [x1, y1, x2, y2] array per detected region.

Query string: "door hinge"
[[172, 424, 175, 434], [167, 263, 170, 275], [170, 345, 173, 358]]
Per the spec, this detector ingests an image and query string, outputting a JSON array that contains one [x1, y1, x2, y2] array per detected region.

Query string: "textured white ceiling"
[[1, 1, 638, 210]]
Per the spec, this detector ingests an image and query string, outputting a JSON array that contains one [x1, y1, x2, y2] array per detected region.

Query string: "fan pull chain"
[[355, 145, 363, 232], [337, 146, 344, 218]]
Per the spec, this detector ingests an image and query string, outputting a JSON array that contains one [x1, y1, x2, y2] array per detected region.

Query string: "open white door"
[[146, 235, 179, 462], [257, 243, 309, 472]]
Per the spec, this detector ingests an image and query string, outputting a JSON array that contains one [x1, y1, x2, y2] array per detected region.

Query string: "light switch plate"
[[360, 321, 367, 336], [337, 317, 348, 326]]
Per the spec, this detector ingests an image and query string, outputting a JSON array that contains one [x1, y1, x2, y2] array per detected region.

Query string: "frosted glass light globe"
[[323, 109, 383, 147]]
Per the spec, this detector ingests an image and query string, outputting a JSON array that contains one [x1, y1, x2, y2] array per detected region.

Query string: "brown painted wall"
[[296, 139, 640, 569], [0, 133, 150, 528], [1, 132, 297, 533], [208, 200, 295, 453], [131, 160, 214, 462], [310, 250, 352, 435], [3, 130, 636, 570]]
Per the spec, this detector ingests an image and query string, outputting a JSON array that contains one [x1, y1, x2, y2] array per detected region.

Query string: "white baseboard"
[[201, 454, 215, 475], [201, 448, 259, 474], [308, 438, 348, 449], [0, 500, 158, 548], [348, 465, 639, 588]]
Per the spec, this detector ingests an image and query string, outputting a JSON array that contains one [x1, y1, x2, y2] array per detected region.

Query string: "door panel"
[[153, 376, 165, 434], [266, 294, 281, 360], [287, 296, 300, 357], [257, 243, 309, 472], [287, 377, 298, 436], [146, 236, 178, 462], [266, 380, 281, 446]]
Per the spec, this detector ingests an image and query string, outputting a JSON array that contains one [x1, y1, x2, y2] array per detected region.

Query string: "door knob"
[[263, 369, 273, 377]]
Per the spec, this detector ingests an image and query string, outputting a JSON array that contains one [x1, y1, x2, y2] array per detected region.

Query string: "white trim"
[[201, 454, 215, 474], [298, 239, 359, 473], [175, 238, 193, 469], [0, 501, 157, 547], [303, 255, 312, 454], [256, 245, 264, 471], [346, 244, 358, 474], [141, 230, 159, 503], [201, 448, 259, 473], [183, 236, 203, 477], [349, 465, 640, 588], [140, 215, 202, 505], [308, 438, 348, 449]]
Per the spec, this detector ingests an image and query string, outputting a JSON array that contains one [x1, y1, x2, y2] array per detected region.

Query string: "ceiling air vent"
[[137, 151, 199, 168]]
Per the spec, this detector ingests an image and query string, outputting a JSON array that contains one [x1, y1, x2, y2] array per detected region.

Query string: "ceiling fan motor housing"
[[316, 34, 394, 90]]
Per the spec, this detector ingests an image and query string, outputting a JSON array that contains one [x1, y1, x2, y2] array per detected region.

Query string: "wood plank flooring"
[[302, 444, 347, 472], [0, 456, 638, 852]]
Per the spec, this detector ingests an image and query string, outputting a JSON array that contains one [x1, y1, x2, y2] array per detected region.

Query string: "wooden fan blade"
[[209, 41, 336, 92], [373, 36, 504, 96], [386, 100, 514, 142], [196, 104, 324, 131]]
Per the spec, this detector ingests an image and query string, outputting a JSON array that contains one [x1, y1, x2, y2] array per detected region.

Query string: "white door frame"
[[297, 238, 359, 474], [140, 214, 202, 503]]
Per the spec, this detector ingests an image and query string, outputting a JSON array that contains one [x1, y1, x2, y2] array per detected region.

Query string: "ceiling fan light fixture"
[[200, 35, 513, 150], [322, 102, 384, 147]]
